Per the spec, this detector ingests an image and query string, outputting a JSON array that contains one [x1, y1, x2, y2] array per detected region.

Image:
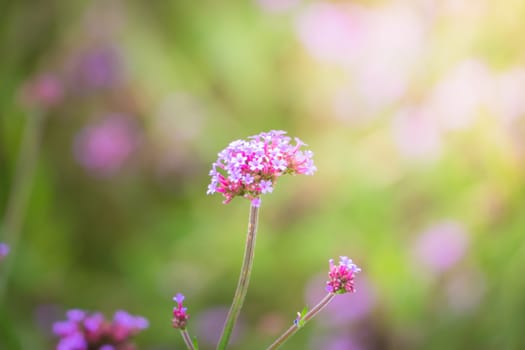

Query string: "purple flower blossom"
[[112, 310, 149, 342], [74, 115, 139, 177], [53, 321, 78, 337], [172, 293, 189, 330], [413, 221, 469, 274], [66, 309, 86, 322], [76, 47, 122, 89], [207, 130, 316, 206], [56, 332, 87, 350], [307, 274, 375, 326], [326, 256, 361, 294], [0, 243, 9, 261], [84, 312, 104, 333], [53, 309, 147, 350], [100, 346, 116, 350], [259, 180, 273, 194]]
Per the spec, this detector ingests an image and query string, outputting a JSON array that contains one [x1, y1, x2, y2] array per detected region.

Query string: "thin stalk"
[[180, 329, 196, 350], [266, 293, 336, 350], [0, 111, 44, 301], [216, 204, 260, 350]]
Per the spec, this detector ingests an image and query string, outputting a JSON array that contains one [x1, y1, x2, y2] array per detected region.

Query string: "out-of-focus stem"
[[266, 293, 336, 350], [216, 204, 260, 350], [0, 111, 44, 301], [180, 329, 196, 350]]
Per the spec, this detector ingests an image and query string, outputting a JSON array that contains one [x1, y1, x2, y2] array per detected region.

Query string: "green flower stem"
[[180, 329, 196, 350], [0, 111, 44, 301], [266, 293, 336, 350], [216, 204, 260, 350]]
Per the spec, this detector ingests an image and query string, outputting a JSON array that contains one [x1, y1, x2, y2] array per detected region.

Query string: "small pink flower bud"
[[172, 293, 190, 330], [326, 256, 361, 294]]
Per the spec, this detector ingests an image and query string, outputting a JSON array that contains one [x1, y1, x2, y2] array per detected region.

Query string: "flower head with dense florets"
[[326, 256, 361, 294], [207, 130, 316, 206], [172, 293, 189, 330], [53, 309, 148, 350]]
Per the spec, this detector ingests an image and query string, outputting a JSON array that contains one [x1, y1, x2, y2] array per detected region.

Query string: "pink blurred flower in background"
[[295, 2, 365, 64], [489, 67, 525, 125], [353, 4, 426, 108], [306, 274, 375, 327], [413, 221, 470, 274], [74, 115, 139, 177], [297, 2, 427, 116], [392, 107, 443, 160], [20, 73, 64, 109], [425, 59, 491, 130]]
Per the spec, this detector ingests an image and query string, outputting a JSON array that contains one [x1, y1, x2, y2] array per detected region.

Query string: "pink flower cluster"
[[172, 293, 189, 330], [207, 130, 316, 206], [53, 309, 148, 350], [326, 256, 361, 294]]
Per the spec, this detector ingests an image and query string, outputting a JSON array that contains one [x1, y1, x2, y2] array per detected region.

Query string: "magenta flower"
[[53, 309, 148, 350], [207, 130, 316, 206], [172, 293, 190, 330], [326, 256, 361, 294], [0, 243, 9, 261], [307, 274, 375, 326]]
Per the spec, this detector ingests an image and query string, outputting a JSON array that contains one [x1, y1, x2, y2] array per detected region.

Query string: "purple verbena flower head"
[[112, 310, 149, 341], [207, 130, 316, 206], [53, 309, 147, 350], [0, 243, 9, 261], [326, 256, 361, 294], [99, 345, 116, 350], [67, 309, 86, 322], [172, 293, 190, 330], [56, 331, 87, 350]]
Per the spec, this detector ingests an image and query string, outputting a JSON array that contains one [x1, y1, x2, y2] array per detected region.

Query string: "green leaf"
[[192, 336, 200, 350], [294, 306, 309, 328]]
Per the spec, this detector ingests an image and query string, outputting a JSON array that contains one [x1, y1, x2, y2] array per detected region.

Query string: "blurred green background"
[[1, 0, 525, 349]]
